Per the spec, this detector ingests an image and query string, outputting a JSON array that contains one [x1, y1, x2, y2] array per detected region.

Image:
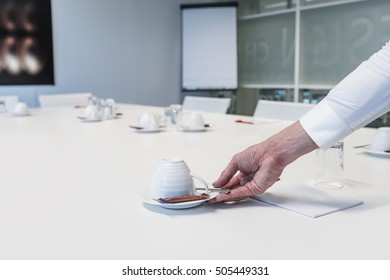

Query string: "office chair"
[[38, 92, 92, 108], [182, 96, 231, 114], [253, 100, 315, 121]]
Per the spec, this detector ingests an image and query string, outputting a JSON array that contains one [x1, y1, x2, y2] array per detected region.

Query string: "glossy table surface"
[[1, 104, 389, 260]]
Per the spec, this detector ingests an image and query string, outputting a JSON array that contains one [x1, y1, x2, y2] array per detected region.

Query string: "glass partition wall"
[[229, 0, 390, 126]]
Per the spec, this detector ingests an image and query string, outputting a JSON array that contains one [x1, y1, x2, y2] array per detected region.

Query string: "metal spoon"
[[353, 144, 370, 148], [196, 187, 230, 194]]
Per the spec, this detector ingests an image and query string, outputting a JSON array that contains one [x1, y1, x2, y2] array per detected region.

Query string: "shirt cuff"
[[299, 100, 353, 150]]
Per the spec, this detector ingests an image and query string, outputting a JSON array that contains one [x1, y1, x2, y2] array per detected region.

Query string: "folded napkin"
[[251, 184, 363, 218]]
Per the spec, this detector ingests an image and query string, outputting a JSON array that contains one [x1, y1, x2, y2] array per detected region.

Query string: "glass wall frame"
[[236, 0, 390, 112]]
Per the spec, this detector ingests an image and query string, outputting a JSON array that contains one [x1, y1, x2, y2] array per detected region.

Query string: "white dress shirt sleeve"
[[300, 40, 390, 149]]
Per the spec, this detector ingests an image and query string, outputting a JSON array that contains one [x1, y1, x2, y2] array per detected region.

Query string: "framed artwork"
[[0, 0, 54, 85]]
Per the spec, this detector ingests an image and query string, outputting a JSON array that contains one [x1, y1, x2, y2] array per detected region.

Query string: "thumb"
[[213, 159, 238, 188]]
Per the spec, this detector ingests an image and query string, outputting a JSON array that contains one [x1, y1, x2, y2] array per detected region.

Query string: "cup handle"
[[190, 172, 209, 194]]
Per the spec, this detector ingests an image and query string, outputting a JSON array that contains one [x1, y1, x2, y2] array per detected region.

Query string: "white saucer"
[[13, 112, 30, 117], [181, 126, 206, 132], [77, 116, 101, 122], [362, 146, 390, 156], [135, 128, 162, 133], [107, 113, 123, 119], [141, 191, 218, 209]]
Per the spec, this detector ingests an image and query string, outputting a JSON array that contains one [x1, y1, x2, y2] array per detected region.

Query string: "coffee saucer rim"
[[180, 126, 207, 132], [140, 191, 218, 209], [362, 145, 390, 156], [13, 112, 31, 117]]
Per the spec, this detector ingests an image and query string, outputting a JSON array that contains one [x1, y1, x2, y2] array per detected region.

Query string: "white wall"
[[0, 0, 210, 108], [130, 0, 213, 106]]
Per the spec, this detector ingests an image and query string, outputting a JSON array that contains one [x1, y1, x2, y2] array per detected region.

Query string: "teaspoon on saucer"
[[196, 187, 230, 194], [158, 193, 209, 203]]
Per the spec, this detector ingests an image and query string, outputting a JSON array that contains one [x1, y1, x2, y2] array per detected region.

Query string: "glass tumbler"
[[314, 141, 345, 189], [0, 101, 6, 116], [164, 104, 182, 131]]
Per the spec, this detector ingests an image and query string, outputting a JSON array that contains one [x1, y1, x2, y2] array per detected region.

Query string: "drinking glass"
[[0, 101, 6, 116], [314, 140, 345, 189], [164, 104, 182, 131]]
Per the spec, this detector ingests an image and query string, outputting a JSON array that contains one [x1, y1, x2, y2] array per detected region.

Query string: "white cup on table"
[[83, 105, 100, 121], [371, 127, 390, 152], [138, 112, 159, 130], [13, 102, 29, 116], [184, 112, 205, 129], [150, 158, 208, 200]]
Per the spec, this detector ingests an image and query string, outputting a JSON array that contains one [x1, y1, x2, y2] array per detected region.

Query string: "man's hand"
[[210, 121, 318, 203]]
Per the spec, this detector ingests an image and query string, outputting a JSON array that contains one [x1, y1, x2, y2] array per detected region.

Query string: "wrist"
[[264, 121, 318, 166]]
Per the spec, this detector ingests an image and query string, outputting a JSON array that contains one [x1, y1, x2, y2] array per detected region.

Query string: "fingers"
[[213, 172, 251, 191], [213, 145, 261, 189], [210, 162, 284, 203], [212, 157, 239, 188], [209, 181, 262, 203], [211, 145, 280, 202]]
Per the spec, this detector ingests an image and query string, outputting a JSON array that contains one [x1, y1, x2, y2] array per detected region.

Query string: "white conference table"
[[0, 103, 389, 260]]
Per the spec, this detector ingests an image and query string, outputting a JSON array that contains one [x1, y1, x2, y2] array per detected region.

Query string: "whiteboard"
[[181, 3, 238, 91]]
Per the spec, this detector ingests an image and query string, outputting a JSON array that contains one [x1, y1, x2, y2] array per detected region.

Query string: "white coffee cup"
[[138, 112, 158, 129], [185, 112, 205, 129], [13, 102, 29, 116], [83, 105, 100, 121], [371, 127, 390, 151], [150, 158, 208, 200]]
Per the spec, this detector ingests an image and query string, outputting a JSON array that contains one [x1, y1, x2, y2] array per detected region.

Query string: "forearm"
[[263, 121, 318, 168], [301, 41, 390, 149]]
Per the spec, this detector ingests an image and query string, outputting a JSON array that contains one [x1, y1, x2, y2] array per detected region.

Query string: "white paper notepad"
[[251, 184, 363, 218]]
